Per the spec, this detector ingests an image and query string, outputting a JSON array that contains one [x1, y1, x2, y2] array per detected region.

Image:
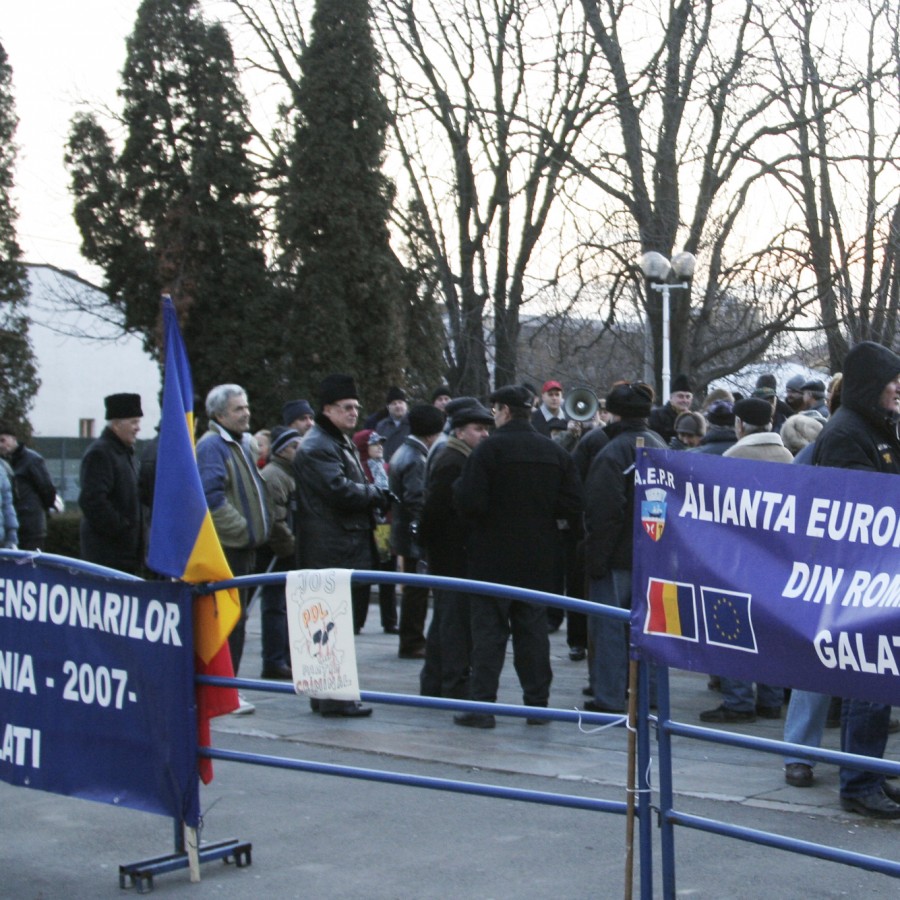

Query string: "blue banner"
[[631, 449, 900, 705], [0, 558, 199, 825]]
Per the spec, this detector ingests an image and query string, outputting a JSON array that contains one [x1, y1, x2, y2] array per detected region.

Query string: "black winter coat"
[[293, 414, 383, 569], [78, 427, 143, 572], [648, 402, 679, 444], [419, 437, 470, 576], [691, 425, 738, 456], [812, 342, 900, 475], [8, 443, 56, 547], [388, 436, 428, 558], [583, 419, 666, 579], [455, 419, 583, 592]]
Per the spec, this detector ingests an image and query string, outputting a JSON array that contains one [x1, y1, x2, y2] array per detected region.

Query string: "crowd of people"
[[28, 338, 897, 819]]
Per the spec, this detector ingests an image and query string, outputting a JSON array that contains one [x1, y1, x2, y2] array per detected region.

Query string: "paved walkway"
[[218, 596, 864, 823]]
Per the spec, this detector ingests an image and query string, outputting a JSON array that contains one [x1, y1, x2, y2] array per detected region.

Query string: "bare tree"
[[759, 0, 900, 370], [375, 0, 605, 395]]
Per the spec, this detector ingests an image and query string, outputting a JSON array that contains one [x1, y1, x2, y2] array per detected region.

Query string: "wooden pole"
[[624, 659, 639, 900], [625, 435, 644, 899]]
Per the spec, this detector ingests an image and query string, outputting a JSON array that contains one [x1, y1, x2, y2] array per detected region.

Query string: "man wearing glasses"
[[293, 374, 392, 717]]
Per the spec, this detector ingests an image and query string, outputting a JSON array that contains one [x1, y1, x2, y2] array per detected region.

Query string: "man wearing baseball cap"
[[531, 379, 566, 437]]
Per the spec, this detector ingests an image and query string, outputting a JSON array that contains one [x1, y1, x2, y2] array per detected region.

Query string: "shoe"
[[568, 646, 586, 662], [260, 664, 293, 680], [398, 648, 426, 659], [882, 781, 900, 803], [318, 700, 373, 718], [232, 693, 255, 715], [454, 712, 496, 729], [526, 716, 550, 725], [699, 705, 756, 723], [756, 705, 782, 719], [707, 676, 721, 691], [582, 686, 593, 697], [890, 718, 900, 735], [383, 625, 399, 634], [583, 700, 624, 714], [840, 789, 900, 819], [784, 763, 814, 787]]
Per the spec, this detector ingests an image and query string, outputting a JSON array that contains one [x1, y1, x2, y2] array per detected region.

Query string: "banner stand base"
[[118, 838, 252, 893]]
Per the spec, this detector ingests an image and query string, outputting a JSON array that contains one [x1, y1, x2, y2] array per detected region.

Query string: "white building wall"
[[24, 264, 162, 437]]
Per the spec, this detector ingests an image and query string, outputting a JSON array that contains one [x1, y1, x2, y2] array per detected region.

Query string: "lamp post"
[[639, 251, 697, 403]]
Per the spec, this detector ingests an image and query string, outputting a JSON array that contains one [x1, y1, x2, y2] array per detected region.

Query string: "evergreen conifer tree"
[[0, 42, 39, 430], [65, 0, 281, 425], [277, 0, 411, 410]]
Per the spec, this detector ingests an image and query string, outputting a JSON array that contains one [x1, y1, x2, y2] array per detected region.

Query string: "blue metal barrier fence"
[[206, 568, 900, 898]]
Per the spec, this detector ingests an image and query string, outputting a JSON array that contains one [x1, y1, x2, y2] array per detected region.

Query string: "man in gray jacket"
[[197, 384, 272, 710]]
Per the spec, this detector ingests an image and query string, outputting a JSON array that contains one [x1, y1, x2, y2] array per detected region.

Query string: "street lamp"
[[639, 251, 697, 403]]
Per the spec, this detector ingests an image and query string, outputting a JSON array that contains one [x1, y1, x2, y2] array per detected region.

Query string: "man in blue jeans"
[[811, 341, 900, 818], [583, 382, 665, 713]]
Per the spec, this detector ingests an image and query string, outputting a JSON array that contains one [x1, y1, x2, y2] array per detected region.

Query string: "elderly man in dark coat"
[[454, 385, 583, 728], [293, 373, 392, 717], [419, 401, 494, 699], [78, 393, 144, 573]]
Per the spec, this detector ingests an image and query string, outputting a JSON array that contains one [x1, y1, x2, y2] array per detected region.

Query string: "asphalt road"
[[4, 596, 900, 898]]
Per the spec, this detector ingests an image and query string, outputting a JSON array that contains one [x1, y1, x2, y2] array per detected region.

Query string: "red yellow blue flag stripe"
[[146, 296, 240, 664]]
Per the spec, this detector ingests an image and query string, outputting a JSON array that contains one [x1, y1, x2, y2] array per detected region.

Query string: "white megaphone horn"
[[563, 387, 599, 422]]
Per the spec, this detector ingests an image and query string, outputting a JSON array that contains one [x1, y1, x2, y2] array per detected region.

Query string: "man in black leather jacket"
[[293, 374, 391, 718]]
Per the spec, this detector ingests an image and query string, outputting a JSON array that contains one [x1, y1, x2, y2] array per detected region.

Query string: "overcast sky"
[[3, 2, 143, 283]]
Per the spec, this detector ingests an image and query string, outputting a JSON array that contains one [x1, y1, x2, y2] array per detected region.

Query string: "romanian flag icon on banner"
[[645, 578, 698, 641], [147, 296, 239, 781]]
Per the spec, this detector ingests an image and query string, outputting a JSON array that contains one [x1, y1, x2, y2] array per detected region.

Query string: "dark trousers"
[[260, 583, 289, 671], [468, 595, 552, 707], [224, 546, 255, 676], [354, 555, 397, 631], [420, 588, 472, 699], [398, 557, 428, 654], [840, 700, 892, 798], [351, 584, 372, 633]]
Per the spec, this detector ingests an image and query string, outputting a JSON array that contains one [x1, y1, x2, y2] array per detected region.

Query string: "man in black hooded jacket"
[[812, 341, 900, 819]]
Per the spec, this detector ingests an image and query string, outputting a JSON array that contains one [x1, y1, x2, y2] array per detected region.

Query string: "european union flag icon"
[[701, 588, 757, 653]]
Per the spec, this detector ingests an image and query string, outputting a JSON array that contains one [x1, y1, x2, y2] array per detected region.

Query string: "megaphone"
[[564, 387, 599, 422]]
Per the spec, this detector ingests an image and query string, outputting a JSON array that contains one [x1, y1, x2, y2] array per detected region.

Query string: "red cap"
[[542, 380, 563, 393]]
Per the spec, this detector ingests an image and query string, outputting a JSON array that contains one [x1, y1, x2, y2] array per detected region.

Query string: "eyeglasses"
[[334, 403, 360, 413]]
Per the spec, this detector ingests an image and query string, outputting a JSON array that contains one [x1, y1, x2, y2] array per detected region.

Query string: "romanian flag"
[[147, 295, 239, 782], [646, 579, 698, 640]]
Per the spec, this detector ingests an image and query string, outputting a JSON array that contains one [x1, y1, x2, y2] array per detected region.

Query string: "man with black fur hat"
[[648, 373, 694, 443], [419, 401, 494, 698], [454, 385, 583, 727], [376, 386, 410, 460], [583, 382, 666, 713], [389, 404, 446, 658], [294, 373, 392, 717], [812, 341, 900, 818], [78, 393, 144, 573]]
